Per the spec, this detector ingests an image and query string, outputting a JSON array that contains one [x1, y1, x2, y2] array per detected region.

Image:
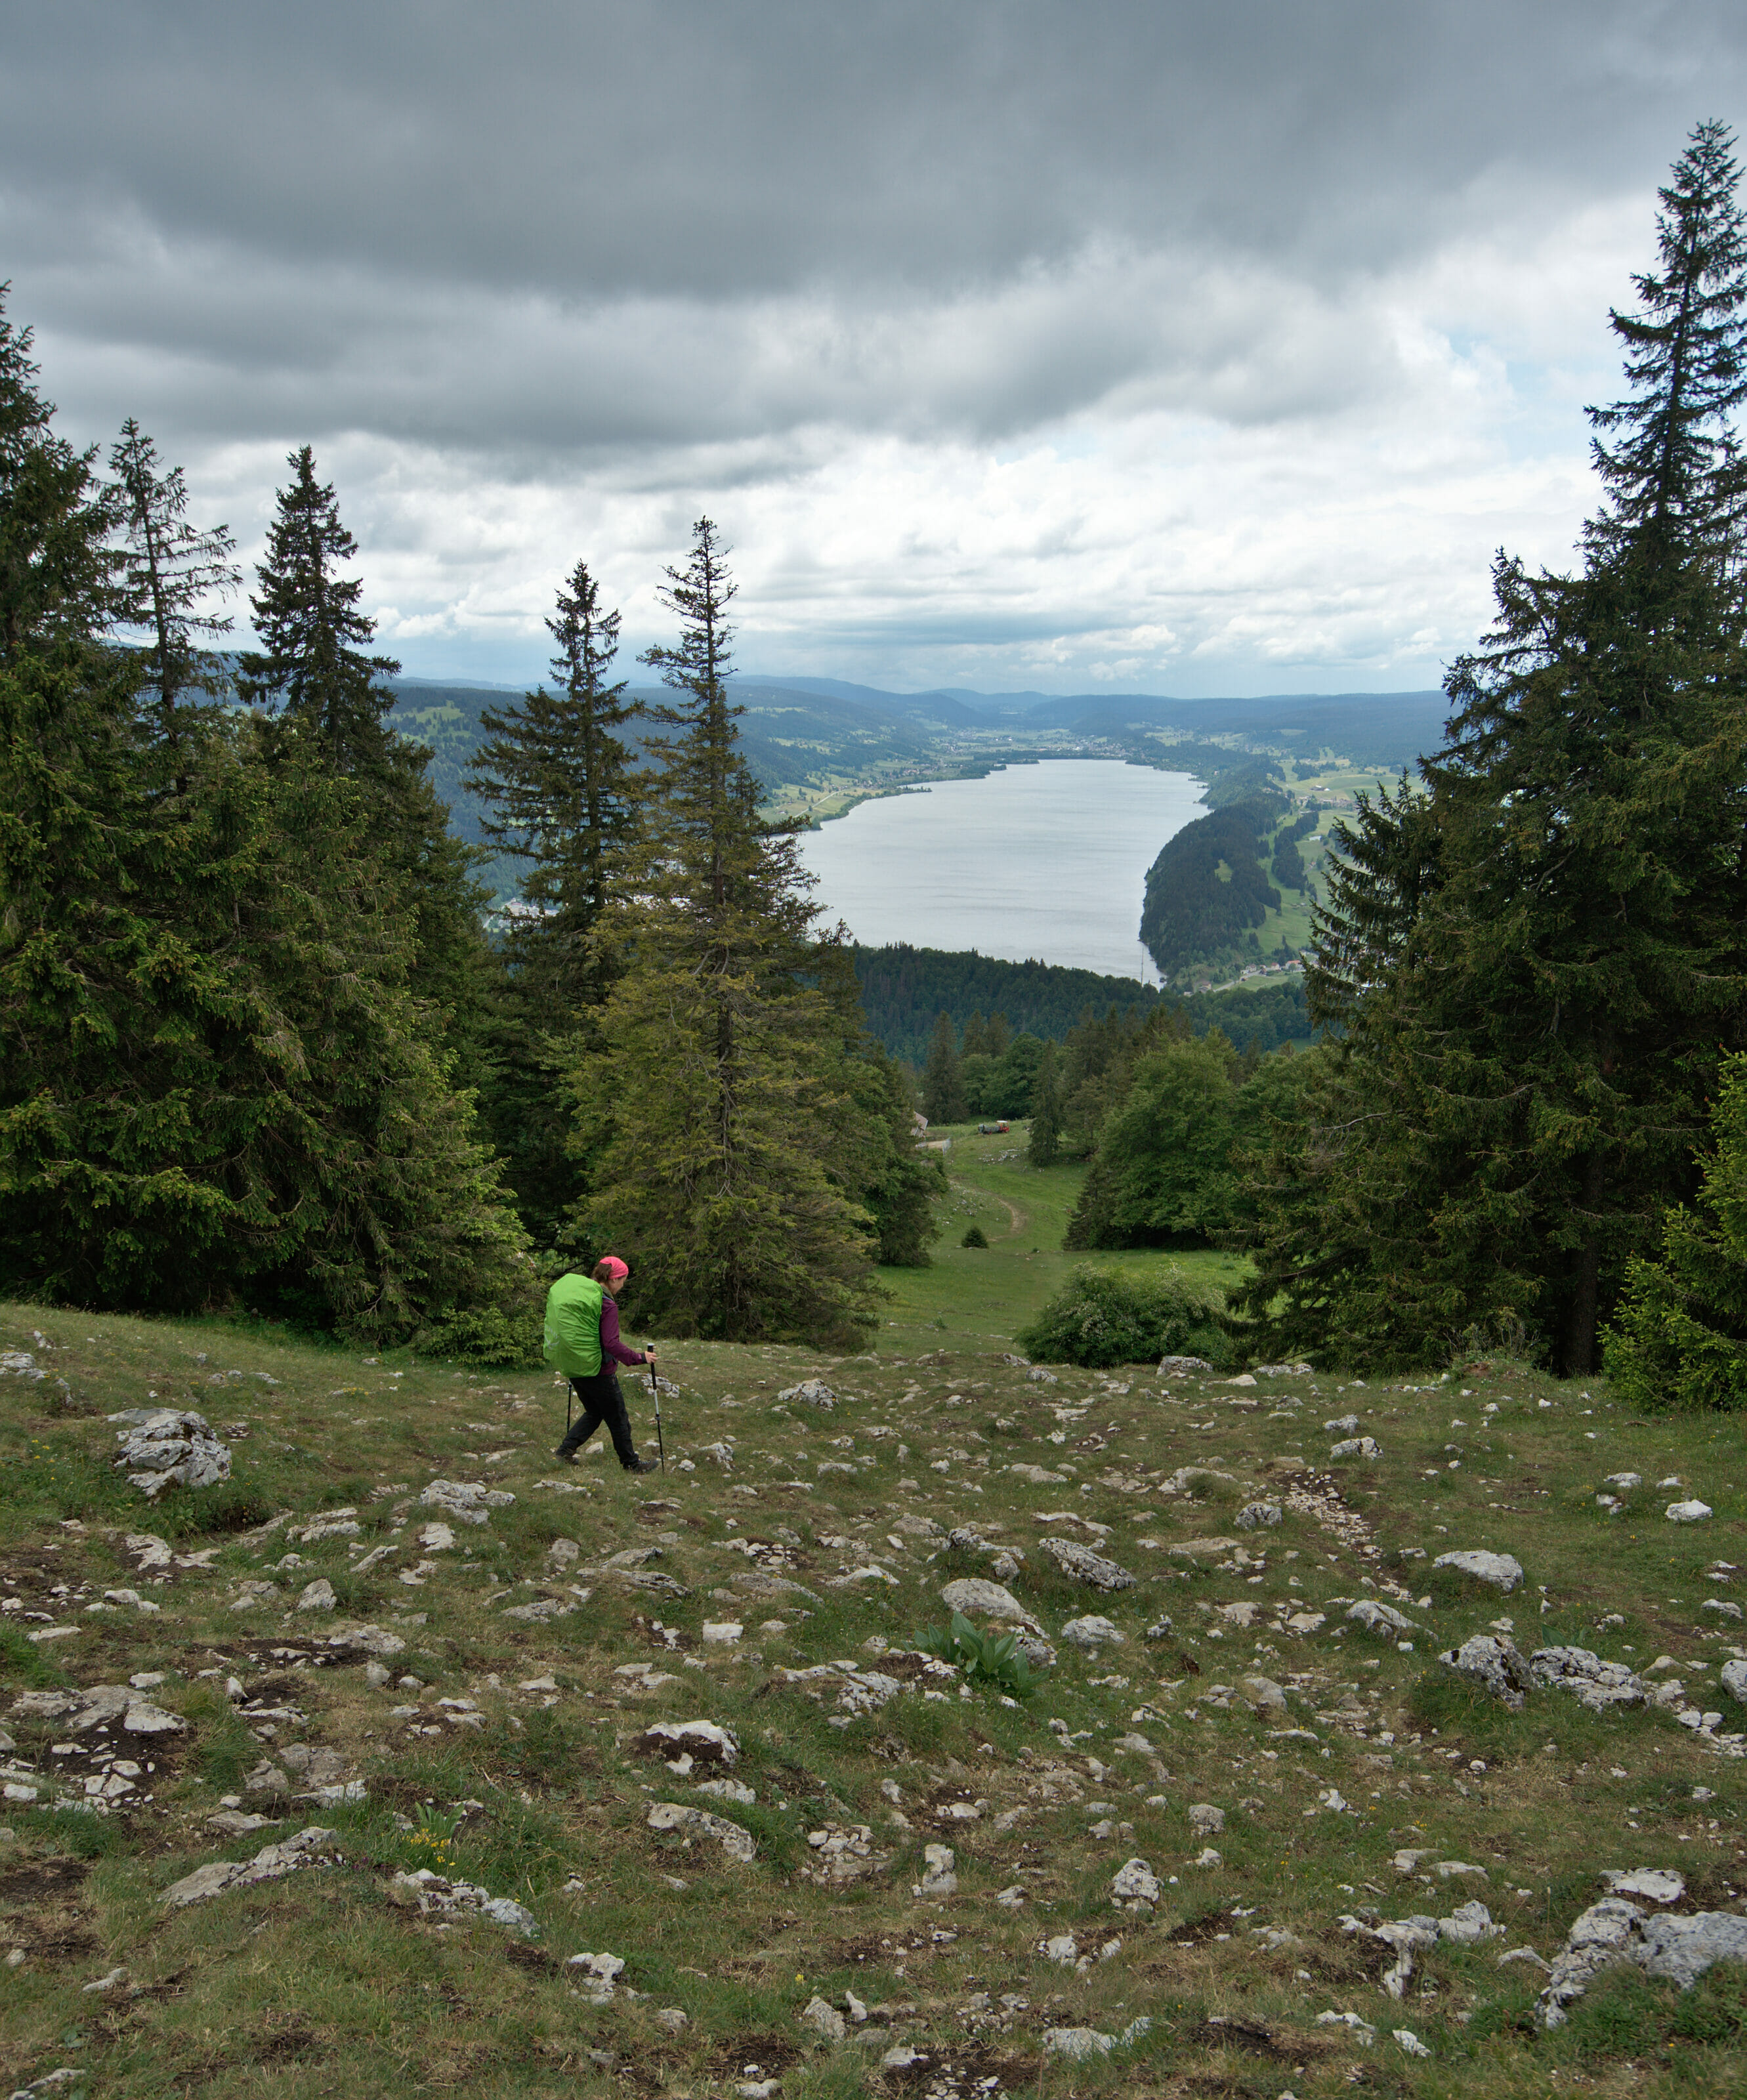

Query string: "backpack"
[[543, 1272, 605, 1379]]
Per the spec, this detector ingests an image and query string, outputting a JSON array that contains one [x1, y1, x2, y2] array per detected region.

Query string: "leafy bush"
[[1015, 1263, 1225, 1368], [919, 1609, 1043, 1698], [961, 1225, 989, 1249]]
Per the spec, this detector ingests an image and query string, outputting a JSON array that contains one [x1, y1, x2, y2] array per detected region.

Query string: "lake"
[[796, 759, 1207, 982]]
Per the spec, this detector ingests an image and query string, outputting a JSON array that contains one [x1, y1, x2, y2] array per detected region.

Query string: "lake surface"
[[796, 759, 1207, 982]]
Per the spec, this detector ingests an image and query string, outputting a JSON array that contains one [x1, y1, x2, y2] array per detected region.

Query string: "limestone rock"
[[631, 1719, 740, 1773], [1541, 1897, 1747, 2025], [777, 1378, 836, 1408], [1721, 1658, 1747, 1706], [162, 1825, 336, 1906], [914, 1842, 957, 1897], [646, 1800, 756, 1862], [1241, 1674, 1288, 1713], [1434, 1549, 1525, 1592], [1325, 1414, 1360, 1432], [1347, 1599, 1417, 1635], [1330, 1436, 1382, 1461], [1037, 1538, 1135, 1591], [801, 1994, 847, 2042], [296, 1579, 337, 1612], [1666, 1500, 1713, 1523], [418, 1479, 515, 1526], [940, 1577, 1033, 1624], [1602, 1868, 1685, 1904], [1059, 1614, 1124, 1651], [1234, 1501, 1282, 1531], [1158, 1356, 1213, 1375], [1110, 1857, 1161, 1909], [1530, 1647, 1648, 1711], [390, 1868, 537, 1935], [1043, 2028, 1114, 2060], [112, 1409, 230, 1498], [565, 1951, 625, 2003], [1188, 1803, 1225, 1835], [1439, 1633, 1534, 1710]]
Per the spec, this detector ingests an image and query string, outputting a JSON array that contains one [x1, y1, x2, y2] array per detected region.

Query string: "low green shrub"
[[1015, 1263, 1225, 1368], [918, 1610, 1043, 1697], [960, 1225, 989, 1249]]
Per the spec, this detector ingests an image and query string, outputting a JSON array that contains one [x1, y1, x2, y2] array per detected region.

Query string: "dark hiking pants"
[[558, 1371, 641, 1467]]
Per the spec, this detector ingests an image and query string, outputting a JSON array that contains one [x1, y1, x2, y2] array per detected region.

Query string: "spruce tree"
[[235, 446, 400, 776], [0, 287, 117, 659], [108, 419, 239, 775], [1238, 122, 1747, 1373], [566, 520, 882, 1345], [464, 560, 643, 1235], [237, 446, 496, 1086], [1027, 1041, 1064, 1166], [921, 1011, 966, 1123]]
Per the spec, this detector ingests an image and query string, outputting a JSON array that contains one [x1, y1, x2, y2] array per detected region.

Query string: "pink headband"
[[598, 1255, 629, 1282]]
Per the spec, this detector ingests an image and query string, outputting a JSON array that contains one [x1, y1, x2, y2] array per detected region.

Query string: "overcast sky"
[[5, 2, 1745, 694]]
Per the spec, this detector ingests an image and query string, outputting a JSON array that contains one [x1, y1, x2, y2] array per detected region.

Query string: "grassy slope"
[[878, 1126, 1247, 1353], [2, 1179, 1745, 2098]]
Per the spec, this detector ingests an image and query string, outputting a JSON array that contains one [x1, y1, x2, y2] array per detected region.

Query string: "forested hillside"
[[853, 944, 1310, 1068]]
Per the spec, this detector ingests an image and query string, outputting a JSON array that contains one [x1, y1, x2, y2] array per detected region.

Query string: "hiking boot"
[[553, 1445, 579, 1465], [625, 1457, 658, 1474]]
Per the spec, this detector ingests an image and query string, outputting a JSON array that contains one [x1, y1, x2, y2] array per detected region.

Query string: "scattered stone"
[[296, 1580, 337, 1613], [702, 1621, 744, 1644], [207, 1810, 275, 1836], [1530, 1647, 1648, 1711], [0, 1349, 45, 1381], [655, 2007, 687, 2033], [1330, 1437, 1381, 1461], [776, 1379, 836, 1408], [1158, 1356, 1213, 1375], [1439, 1633, 1535, 1710], [1042, 1933, 1079, 1965], [1036, 1538, 1135, 1591], [1542, 1897, 1747, 2024], [389, 1869, 537, 1935], [1605, 1472, 1642, 1490], [1315, 2010, 1377, 2043], [417, 1479, 515, 1526], [940, 1577, 1034, 1624], [81, 1965, 129, 1994], [1602, 1868, 1685, 1904], [502, 1599, 574, 1624], [1166, 1536, 1240, 1559], [801, 1824, 888, 1883], [1188, 1803, 1225, 1835], [1721, 1658, 1747, 1706], [914, 1843, 957, 1897], [1325, 1413, 1360, 1432], [1347, 1600, 1416, 1635], [695, 1778, 756, 1805], [1234, 1501, 1282, 1531], [1006, 1463, 1068, 1484], [800, 1995, 846, 2042], [1666, 1500, 1714, 1524], [124, 1698, 186, 1736], [1242, 1674, 1288, 1713], [163, 1826, 337, 1906], [1110, 1857, 1161, 1910], [1026, 1367, 1059, 1383], [1394, 2030, 1432, 2059], [1043, 2028, 1113, 2060], [1059, 1614, 1124, 1651], [112, 1409, 230, 1498], [1434, 1549, 1524, 1592], [565, 1951, 625, 2003], [631, 1720, 740, 1774], [881, 2043, 929, 2071], [1439, 1901, 1504, 1944], [646, 1800, 755, 1862]]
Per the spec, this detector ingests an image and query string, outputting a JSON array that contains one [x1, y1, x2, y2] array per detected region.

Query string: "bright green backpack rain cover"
[[543, 1272, 605, 1379]]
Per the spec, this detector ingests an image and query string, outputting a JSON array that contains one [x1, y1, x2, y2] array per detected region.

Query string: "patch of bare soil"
[[0, 1857, 90, 1902]]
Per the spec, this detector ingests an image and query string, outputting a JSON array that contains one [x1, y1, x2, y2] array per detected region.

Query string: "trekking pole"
[[649, 1354, 665, 1473]]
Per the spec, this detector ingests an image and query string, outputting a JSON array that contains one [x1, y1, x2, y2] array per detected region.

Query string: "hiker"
[[545, 1255, 658, 1473]]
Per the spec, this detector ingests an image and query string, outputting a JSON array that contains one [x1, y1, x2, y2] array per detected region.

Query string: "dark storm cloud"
[[3, 2, 1742, 690]]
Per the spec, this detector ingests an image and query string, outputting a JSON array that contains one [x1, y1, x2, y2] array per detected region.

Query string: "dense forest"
[[1066, 123, 1747, 1399], [0, 318, 939, 1356], [853, 942, 1309, 1068]]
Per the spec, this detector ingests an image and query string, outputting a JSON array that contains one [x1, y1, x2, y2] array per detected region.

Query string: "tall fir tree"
[[236, 446, 497, 1088], [564, 519, 883, 1344], [0, 310, 528, 1348], [108, 419, 239, 777], [464, 560, 643, 1236], [0, 287, 117, 660], [1238, 122, 1747, 1374], [921, 1011, 966, 1124]]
